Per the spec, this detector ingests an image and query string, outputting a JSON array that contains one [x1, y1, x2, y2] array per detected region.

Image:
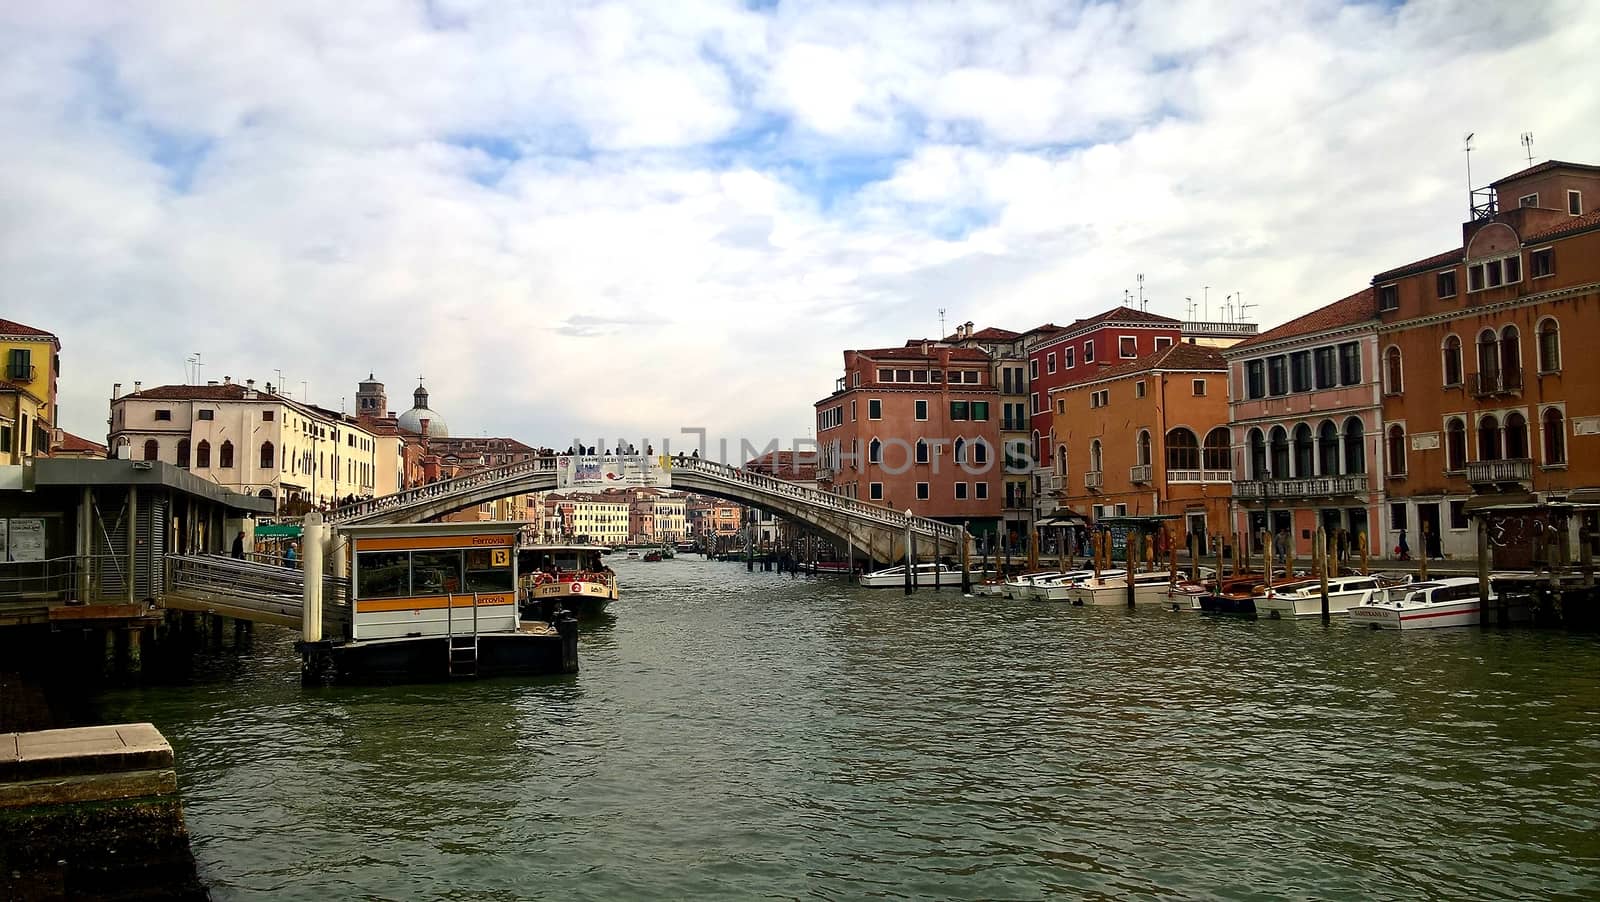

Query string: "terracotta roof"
[[1067, 305, 1180, 330], [1229, 288, 1376, 352], [1522, 208, 1600, 243], [1372, 247, 1463, 283], [54, 431, 107, 455], [1489, 159, 1600, 187], [1051, 343, 1226, 390], [943, 326, 1022, 342], [0, 318, 59, 342], [123, 383, 257, 401], [854, 346, 990, 361], [745, 450, 819, 480]]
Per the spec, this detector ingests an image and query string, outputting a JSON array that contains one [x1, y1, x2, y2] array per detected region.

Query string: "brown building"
[[1371, 159, 1600, 560], [1046, 343, 1231, 549], [815, 343, 1003, 537]]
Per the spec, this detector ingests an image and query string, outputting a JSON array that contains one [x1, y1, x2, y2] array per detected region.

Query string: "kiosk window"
[[410, 550, 463, 595], [465, 547, 515, 593], [357, 552, 411, 598]]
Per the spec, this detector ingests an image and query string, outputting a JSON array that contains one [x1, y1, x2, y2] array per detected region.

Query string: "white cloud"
[[1, 0, 1598, 453]]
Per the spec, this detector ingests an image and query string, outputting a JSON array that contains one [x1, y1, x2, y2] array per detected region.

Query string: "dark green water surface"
[[99, 558, 1600, 900]]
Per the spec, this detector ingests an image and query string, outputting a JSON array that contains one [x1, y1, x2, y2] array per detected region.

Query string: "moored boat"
[[1003, 570, 1060, 599], [1347, 577, 1490, 630], [1197, 575, 1268, 616], [1036, 570, 1097, 601], [518, 543, 619, 618], [858, 562, 961, 588], [1066, 570, 1177, 606], [1255, 574, 1406, 619]]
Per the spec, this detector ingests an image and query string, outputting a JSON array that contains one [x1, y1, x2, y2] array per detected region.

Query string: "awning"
[[254, 524, 303, 537], [1561, 488, 1600, 507], [1038, 512, 1087, 527]]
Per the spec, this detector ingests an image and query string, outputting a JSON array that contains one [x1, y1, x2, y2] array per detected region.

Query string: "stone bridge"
[[327, 455, 966, 564]]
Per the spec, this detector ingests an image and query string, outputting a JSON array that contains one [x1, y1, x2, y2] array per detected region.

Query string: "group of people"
[[230, 530, 298, 568]]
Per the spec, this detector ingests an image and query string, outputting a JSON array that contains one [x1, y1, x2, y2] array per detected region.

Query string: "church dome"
[[396, 382, 449, 437]]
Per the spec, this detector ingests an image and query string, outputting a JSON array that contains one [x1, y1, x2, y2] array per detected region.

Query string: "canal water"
[[98, 557, 1600, 900]]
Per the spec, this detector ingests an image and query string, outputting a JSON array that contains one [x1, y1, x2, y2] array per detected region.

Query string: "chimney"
[[246, 379, 255, 389], [223, 375, 232, 385], [207, 380, 219, 386], [133, 381, 142, 393], [112, 382, 121, 399]]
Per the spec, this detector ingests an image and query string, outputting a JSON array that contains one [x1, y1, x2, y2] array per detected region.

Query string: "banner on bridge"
[[556, 455, 672, 489]]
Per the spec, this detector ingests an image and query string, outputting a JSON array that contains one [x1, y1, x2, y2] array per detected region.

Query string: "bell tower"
[[356, 373, 388, 417]]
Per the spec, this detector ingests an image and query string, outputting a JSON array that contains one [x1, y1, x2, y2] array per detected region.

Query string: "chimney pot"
[[112, 382, 121, 399], [133, 381, 142, 393], [246, 378, 256, 388], [224, 375, 232, 385]]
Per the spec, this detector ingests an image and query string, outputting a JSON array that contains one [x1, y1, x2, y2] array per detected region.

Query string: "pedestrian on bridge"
[[285, 543, 299, 569], [232, 531, 246, 560]]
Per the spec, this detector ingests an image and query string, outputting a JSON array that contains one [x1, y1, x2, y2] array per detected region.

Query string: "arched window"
[[915, 439, 929, 464], [260, 441, 275, 469], [142, 439, 159, 462], [1442, 335, 1462, 387], [1032, 430, 1042, 467], [868, 438, 881, 464], [1504, 412, 1528, 459], [954, 438, 966, 465], [1166, 427, 1199, 470], [219, 440, 234, 469], [176, 438, 190, 468], [1248, 428, 1267, 479], [1387, 425, 1406, 476], [196, 440, 211, 468], [257, 488, 274, 500], [1317, 421, 1340, 476], [1446, 417, 1466, 471], [1500, 325, 1521, 382], [1056, 444, 1068, 474], [1385, 346, 1403, 394], [1269, 426, 1290, 478], [972, 439, 989, 465], [1137, 430, 1152, 467], [1538, 318, 1561, 373], [1090, 439, 1103, 473], [1203, 427, 1230, 471], [1478, 329, 1500, 378], [1342, 417, 1365, 474], [1478, 415, 1502, 461], [1544, 407, 1566, 465], [1292, 423, 1314, 477]]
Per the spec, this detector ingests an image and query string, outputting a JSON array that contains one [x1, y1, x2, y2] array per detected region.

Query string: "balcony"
[[5, 364, 35, 382], [1471, 368, 1523, 397], [1045, 474, 1065, 492], [1083, 470, 1103, 490], [1465, 458, 1532, 485], [1001, 419, 1028, 431], [1168, 469, 1233, 484], [1234, 474, 1370, 499], [1129, 464, 1152, 484]]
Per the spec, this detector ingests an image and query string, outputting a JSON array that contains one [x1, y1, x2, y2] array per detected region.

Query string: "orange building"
[[1045, 343, 1231, 549], [815, 343, 1003, 538], [1371, 159, 1600, 560]]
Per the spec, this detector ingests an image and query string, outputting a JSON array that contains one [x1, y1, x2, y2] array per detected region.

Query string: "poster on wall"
[[6, 518, 44, 562], [555, 455, 672, 489]]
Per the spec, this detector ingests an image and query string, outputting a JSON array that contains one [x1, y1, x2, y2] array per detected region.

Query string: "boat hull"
[[1067, 582, 1173, 606], [525, 579, 616, 619], [1349, 600, 1481, 630], [858, 569, 962, 588], [1257, 590, 1372, 619]]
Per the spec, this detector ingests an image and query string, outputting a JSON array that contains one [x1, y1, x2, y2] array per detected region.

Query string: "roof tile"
[[0, 318, 59, 342], [1229, 288, 1376, 351]]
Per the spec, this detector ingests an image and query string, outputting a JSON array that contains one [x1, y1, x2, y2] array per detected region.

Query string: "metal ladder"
[[446, 592, 480, 677]]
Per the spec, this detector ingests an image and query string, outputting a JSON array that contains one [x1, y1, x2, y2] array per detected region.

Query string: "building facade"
[[1047, 344, 1231, 549], [0, 319, 60, 463], [1372, 159, 1600, 559], [815, 343, 1003, 536], [108, 379, 398, 511], [1226, 289, 1385, 558]]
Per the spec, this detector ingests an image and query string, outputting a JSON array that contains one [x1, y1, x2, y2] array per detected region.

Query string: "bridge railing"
[[165, 554, 349, 632], [328, 454, 962, 542]]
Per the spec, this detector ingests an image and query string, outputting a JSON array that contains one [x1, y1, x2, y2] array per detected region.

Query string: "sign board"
[[1410, 432, 1441, 451], [490, 548, 511, 567], [254, 523, 303, 537], [6, 518, 45, 562], [556, 455, 672, 489]]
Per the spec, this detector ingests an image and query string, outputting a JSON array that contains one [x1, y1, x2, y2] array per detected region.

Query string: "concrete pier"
[[0, 723, 204, 900]]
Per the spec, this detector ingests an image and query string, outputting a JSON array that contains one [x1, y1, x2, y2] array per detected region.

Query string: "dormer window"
[[1570, 190, 1584, 215], [1378, 284, 1399, 311], [1519, 193, 1539, 208]]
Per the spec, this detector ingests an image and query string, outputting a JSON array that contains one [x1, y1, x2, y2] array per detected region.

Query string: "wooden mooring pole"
[[1477, 518, 1492, 629], [1316, 526, 1330, 623]]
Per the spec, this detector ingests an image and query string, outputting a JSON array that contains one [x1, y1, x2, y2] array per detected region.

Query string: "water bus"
[[518, 543, 618, 619]]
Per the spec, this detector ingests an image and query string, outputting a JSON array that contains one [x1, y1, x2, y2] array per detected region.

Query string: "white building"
[[108, 378, 402, 511], [544, 493, 629, 544]]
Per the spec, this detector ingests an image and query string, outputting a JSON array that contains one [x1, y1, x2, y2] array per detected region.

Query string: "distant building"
[[51, 431, 108, 460], [0, 318, 60, 464]]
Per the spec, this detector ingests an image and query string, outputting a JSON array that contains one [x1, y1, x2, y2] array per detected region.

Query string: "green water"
[[99, 558, 1600, 900]]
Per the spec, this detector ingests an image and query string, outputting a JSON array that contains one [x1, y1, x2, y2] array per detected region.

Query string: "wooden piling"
[[1215, 533, 1225, 582], [1262, 529, 1273, 591], [1169, 529, 1178, 587], [1358, 530, 1369, 576], [1241, 529, 1250, 575], [960, 523, 972, 594], [1477, 518, 1491, 629], [1126, 532, 1137, 608], [1419, 522, 1430, 581], [1581, 515, 1594, 589], [1189, 531, 1198, 582], [1316, 526, 1330, 622]]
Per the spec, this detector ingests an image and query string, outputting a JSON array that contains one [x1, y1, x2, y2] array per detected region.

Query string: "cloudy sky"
[[4, 0, 1598, 451]]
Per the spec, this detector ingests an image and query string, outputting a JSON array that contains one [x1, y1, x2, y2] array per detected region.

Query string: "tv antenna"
[[938, 307, 946, 338], [1237, 291, 1256, 323], [1464, 132, 1475, 216], [1137, 273, 1146, 311], [1520, 132, 1535, 167], [1221, 293, 1235, 324], [1203, 286, 1210, 321]]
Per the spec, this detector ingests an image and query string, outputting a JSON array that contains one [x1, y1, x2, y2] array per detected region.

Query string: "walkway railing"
[[165, 554, 349, 632], [327, 454, 962, 542]]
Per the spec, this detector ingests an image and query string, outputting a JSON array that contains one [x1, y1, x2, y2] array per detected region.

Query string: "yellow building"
[[1, 318, 60, 463]]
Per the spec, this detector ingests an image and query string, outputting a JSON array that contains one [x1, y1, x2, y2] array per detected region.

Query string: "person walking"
[[285, 542, 299, 569], [1397, 528, 1410, 561], [231, 530, 246, 560]]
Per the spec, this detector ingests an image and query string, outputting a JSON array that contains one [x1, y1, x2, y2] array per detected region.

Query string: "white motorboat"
[[858, 562, 960, 589], [1164, 567, 1221, 610], [1347, 577, 1491, 630], [1003, 571, 1061, 599], [1066, 570, 1178, 606], [1255, 575, 1397, 619], [1036, 570, 1098, 601]]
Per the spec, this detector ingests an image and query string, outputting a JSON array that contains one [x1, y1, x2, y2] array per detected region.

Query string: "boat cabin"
[[345, 523, 521, 641]]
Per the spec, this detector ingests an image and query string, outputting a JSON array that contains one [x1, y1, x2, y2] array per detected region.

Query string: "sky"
[[4, 0, 1599, 452]]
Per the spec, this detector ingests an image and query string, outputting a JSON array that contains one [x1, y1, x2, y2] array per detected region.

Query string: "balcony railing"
[[1465, 458, 1533, 485], [1234, 474, 1370, 499], [1168, 469, 1233, 484], [5, 364, 36, 382], [1045, 474, 1065, 491], [1129, 464, 1152, 484], [1471, 368, 1523, 397], [1002, 419, 1028, 431], [1083, 471, 1103, 490]]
